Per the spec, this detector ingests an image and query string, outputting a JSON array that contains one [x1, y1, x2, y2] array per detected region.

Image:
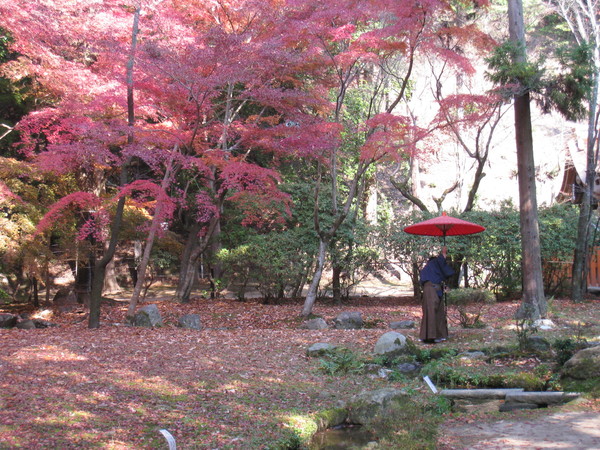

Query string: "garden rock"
[[363, 364, 393, 380], [525, 335, 551, 352], [16, 319, 36, 330], [133, 304, 163, 328], [53, 288, 79, 312], [346, 388, 408, 425], [0, 313, 17, 328], [373, 331, 407, 357], [562, 346, 600, 380], [306, 343, 338, 357], [395, 362, 421, 375], [334, 311, 363, 329], [533, 319, 555, 330], [301, 318, 328, 330], [389, 320, 415, 329], [458, 351, 486, 361], [177, 314, 202, 330], [32, 319, 58, 328]]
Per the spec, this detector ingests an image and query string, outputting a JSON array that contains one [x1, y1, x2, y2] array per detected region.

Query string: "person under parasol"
[[419, 245, 454, 343], [403, 212, 485, 344]]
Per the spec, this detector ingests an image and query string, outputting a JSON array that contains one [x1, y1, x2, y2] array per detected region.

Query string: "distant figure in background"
[[419, 246, 454, 344]]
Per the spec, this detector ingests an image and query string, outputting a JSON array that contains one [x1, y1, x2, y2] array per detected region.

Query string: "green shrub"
[[446, 288, 495, 328], [514, 313, 539, 351], [217, 230, 314, 303], [553, 337, 588, 366], [504, 372, 547, 391], [561, 378, 600, 398], [318, 348, 364, 376], [422, 357, 551, 390]]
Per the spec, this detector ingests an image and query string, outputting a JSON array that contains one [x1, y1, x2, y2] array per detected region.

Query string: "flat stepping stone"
[[504, 391, 580, 406], [440, 389, 581, 413]]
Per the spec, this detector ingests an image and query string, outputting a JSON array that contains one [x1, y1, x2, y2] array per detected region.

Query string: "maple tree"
[[0, 0, 330, 322], [278, 0, 493, 316], [3, 0, 563, 322]]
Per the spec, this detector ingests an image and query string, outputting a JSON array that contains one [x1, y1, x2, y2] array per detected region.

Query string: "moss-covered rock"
[[562, 346, 600, 380], [346, 388, 407, 425], [313, 407, 348, 430]]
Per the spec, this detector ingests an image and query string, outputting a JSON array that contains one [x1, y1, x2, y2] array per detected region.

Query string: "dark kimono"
[[419, 254, 455, 342]]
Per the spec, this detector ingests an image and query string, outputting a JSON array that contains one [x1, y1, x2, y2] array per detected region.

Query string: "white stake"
[[423, 375, 438, 394], [159, 429, 176, 450]]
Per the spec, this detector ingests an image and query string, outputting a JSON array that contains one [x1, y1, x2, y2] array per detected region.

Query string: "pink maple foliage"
[[35, 191, 102, 236]]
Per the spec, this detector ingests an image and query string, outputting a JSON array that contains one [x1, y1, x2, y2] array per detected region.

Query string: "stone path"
[[439, 410, 600, 449]]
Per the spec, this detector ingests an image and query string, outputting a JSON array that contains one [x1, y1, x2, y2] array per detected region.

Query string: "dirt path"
[[439, 410, 600, 449]]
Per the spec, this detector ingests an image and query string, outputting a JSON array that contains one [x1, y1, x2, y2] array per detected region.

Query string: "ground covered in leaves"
[[1, 294, 599, 449]]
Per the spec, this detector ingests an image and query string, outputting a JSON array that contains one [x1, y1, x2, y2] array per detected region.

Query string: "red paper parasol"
[[403, 212, 485, 245]]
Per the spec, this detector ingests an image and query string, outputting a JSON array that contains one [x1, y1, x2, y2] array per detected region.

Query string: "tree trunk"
[[210, 218, 223, 280], [301, 238, 328, 317], [411, 261, 421, 297], [572, 74, 599, 301], [175, 211, 221, 303], [88, 197, 127, 328], [514, 92, 546, 319], [89, 5, 140, 328], [176, 256, 201, 303], [127, 162, 173, 319], [103, 240, 121, 294], [175, 225, 203, 303], [332, 264, 342, 304], [69, 257, 93, 306], [508, 0, 546, 320], [31, 277, 39, 308]]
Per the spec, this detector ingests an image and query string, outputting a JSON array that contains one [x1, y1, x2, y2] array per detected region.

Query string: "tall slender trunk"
[[514, 92, 546, 319], [508, 0, 546, 320], [103, 240, 121, 294], [301, 238, 328, 317], [176, 255, 201, 303], [127, 162, 174, 319], [572, 74, 599, 301], [411, 261, 421, 297], [89, 5, 140, 328], [175, 212, 221, 303], [332, 264, 342, 304]]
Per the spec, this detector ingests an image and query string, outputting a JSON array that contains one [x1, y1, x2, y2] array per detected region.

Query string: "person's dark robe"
[[419, 254, 454, 342]]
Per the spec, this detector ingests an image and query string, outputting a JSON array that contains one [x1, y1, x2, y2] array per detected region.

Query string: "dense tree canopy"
[[0, 0, 593, 324]]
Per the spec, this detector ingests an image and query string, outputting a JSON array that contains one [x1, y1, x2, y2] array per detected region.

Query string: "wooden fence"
[[544, 246, 600, 292], [588, 247, 600, 289]]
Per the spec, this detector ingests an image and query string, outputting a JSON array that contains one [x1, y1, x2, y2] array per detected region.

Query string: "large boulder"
[[301, 318, 328, 330], [0, 313, 17, 328], [53, 288, 79, 312], [177, 314, 202, 330], [333, 311, 363, 329], [562, 346, 600, 380], [346, 388, 408, 425], [16, 319, 36, 330], [133, 304, 163, 328], [525, 336, 551, 352], [373, 331, 407, 358]]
